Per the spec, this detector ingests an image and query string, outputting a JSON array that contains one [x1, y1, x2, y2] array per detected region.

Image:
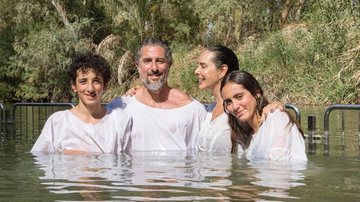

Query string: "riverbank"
[[104, 22, 359, 106]]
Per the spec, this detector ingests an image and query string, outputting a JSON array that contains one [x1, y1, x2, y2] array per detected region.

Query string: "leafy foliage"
[[0, 0, 358, 104]]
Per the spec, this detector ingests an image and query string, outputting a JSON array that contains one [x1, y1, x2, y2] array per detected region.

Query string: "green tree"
[[6, 1, 92, 101], [0, 0, 358, 104], [0, 0, 20, 101]]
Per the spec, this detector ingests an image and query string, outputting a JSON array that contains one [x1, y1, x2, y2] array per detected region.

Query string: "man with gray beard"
[[107, 38, 207, 151]]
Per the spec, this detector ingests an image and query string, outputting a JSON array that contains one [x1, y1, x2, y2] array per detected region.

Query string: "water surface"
[[0, 106, 359, 201]]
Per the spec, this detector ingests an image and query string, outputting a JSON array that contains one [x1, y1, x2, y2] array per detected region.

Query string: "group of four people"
[[31, 37, 307, 162]]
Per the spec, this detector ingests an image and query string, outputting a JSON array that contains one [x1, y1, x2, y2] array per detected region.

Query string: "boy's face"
[[71, 69, 107, 106]]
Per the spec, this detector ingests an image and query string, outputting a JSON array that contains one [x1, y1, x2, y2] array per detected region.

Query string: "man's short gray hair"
[[135, 38, 173, 67]]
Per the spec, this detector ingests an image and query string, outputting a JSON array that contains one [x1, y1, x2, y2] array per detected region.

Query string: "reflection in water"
[[248, 160, 307, 200], [31, 152, 307, 201]]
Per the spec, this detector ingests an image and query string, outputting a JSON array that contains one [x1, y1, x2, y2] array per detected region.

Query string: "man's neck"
[[136, 85, 171, 106]]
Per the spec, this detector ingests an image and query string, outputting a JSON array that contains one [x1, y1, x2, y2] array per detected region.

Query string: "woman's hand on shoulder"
[[124, 86, 139, 96], [260, 101, 285, 123]]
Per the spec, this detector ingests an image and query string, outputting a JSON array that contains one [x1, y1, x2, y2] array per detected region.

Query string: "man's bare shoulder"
[[169, 88, 192, 106]]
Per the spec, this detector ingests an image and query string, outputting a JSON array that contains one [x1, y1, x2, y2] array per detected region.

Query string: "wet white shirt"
[[197, 102, 231, 153], [107, 96, 207, 151], [246, 109, 307, 162], [31, 108, 132, 153]]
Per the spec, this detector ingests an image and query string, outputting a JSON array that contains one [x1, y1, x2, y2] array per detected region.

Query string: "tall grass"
[[102, 1, 359, 105]]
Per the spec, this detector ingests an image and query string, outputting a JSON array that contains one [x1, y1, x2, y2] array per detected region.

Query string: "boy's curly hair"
[[69, 52, 111, 85]]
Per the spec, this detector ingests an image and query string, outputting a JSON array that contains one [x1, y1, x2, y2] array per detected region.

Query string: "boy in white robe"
[[31, 52, 132, 154]]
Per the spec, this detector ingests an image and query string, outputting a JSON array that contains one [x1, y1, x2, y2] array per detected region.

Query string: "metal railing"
[[323, 104, 360, 156], [285, 103, 301, 124], [6, 102, 360, 156], [0, 103, 4, 135], [12, 102, 74, 141]]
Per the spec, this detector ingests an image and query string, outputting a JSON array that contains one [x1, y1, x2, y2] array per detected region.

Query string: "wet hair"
[[134, 37, 173, 67], [220, 70, 268, 153], [220, 70, 303, 153], [69, 52, 111, 85], [206, 45, 239, 75]]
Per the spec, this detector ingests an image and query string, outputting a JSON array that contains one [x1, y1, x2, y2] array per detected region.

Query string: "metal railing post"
[[323, 104, 360, 156], [285, 103, 301, 124], [358, 111, 360, 150], [341, 110, 345, 150], [307, 115, 317, 154], [0, 103, 3, 135]]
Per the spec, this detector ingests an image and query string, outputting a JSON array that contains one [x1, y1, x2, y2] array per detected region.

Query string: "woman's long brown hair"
[[221, 70, 304, 154]]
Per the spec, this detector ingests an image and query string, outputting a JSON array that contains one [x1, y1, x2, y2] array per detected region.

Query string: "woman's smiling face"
[[194, 50, 225, 91], [221, 82, 258, 123]]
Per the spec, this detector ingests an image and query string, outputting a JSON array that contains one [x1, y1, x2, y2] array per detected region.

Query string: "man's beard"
[[141, 71, 168, 91]]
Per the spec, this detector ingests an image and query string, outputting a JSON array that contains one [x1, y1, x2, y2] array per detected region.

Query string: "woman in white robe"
[[194, 45, 240, 153], [221, 70, 307, 161], [195, 46, 284, 153]]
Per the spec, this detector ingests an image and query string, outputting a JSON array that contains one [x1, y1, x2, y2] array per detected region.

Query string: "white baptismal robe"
[[197, 102, 231, 153], [31, 108, 132, 153], [107, 96, 207, 151], [246, 109, 307, 162]]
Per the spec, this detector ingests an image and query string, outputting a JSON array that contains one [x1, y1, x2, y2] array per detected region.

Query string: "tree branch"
[[51, 0, 70, 26]]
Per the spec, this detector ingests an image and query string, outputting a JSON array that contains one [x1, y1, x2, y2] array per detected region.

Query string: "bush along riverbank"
[[0, 1, 358, 105]]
